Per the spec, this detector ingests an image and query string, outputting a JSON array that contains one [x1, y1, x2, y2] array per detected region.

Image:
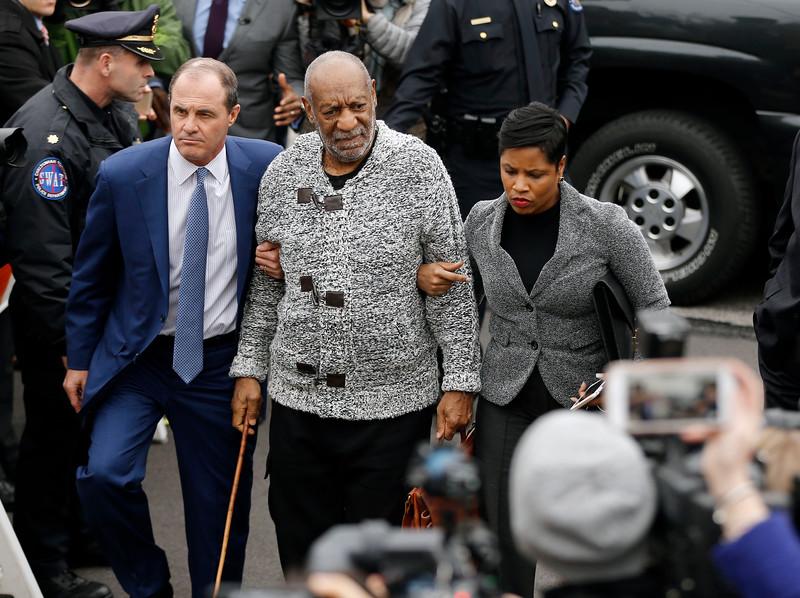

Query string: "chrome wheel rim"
[[597, 156, 710, 271]]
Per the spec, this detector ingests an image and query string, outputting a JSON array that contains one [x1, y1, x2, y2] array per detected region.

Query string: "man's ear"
[[301, 96, 314, 124], [99, 51, 113, 76], [228, 104, 241, 126]]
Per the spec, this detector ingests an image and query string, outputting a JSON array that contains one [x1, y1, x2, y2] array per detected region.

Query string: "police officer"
[[383, 0, 591, 219], [0, 7, 162, 597]]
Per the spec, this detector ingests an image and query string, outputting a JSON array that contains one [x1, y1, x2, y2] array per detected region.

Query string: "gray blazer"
[[172, 0, 304, 141], [465, 182, 670, 408]]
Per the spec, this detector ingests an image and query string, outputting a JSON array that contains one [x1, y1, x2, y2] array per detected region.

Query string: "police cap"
[[65, 4, 164, 61]]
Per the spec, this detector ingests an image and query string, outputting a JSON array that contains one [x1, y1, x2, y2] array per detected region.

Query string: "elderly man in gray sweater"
[[229, 50, 481, 572]]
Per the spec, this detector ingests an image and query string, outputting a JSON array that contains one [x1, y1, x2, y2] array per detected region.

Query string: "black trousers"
[[757, 344, 800, 410], [267, 401, 432, 574], [11, 310, 84, 575], [475, 368, 562, 598]]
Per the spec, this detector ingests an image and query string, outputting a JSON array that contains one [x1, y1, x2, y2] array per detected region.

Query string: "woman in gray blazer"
[[420, 103, 670, 596]]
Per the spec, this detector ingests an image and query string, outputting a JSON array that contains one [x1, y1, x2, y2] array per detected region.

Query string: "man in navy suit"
[[62, 57, 281, 598]]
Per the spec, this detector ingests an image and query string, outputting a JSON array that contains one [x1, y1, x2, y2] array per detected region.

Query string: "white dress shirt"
[[162, 141, 238, 339]]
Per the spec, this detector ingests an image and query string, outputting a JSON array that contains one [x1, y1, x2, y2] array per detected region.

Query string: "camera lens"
[[316, 0, 360, 20]]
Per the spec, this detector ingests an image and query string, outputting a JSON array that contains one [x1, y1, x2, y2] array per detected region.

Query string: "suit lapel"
[[136, 137, 171, 298], [219, 0, 268, 61], [225, 137, 259, 304]]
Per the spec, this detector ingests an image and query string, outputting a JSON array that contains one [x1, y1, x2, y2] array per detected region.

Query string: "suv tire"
[[570, 110, 758, 305]]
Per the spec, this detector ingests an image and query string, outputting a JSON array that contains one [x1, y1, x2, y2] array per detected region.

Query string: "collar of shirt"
[[168, 139, 228, 186], [64, 70, 124, 138]]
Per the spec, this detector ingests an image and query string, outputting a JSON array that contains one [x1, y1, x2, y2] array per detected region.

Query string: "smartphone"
[[570, 378, 605, 411], [604, 359, 733, 434]]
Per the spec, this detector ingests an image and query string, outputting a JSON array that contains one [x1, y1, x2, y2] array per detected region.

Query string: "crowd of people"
[[0, 0, 799, 597]]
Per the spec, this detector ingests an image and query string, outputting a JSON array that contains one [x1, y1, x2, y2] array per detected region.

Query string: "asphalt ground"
[[10, 289, 763, 597]]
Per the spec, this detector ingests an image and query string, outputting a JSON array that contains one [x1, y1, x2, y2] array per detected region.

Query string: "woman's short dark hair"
[[498, 102, 567, 164]]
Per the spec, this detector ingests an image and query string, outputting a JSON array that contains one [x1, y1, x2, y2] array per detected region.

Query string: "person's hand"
[[360, 0, 373, 23], [307, 572, 388, 598], [682, 360, 763, 494], [232, 377, 262, 435], [681, 359, 768, 539], [416, 261, 468, 297], [255, 241, 284, 279], [273, 73, 302, 126], [151, 87, 171, 131], [569, 377, 604, 409], [436, 391, 473, 441], [63, 369, 89, 413]]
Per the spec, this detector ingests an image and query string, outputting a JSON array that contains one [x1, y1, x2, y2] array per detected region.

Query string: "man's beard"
[[321, 118, 376, 164]]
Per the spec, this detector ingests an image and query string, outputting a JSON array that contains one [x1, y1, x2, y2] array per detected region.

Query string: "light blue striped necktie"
[[173, 167, 209, 384]]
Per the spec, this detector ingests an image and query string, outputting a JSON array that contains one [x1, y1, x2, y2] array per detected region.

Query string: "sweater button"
[[530, 340, 539, 350], [525, 304, 533, 312]]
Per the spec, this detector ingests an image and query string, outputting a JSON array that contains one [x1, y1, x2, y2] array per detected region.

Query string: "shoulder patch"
[[568, 0, 583, 12], [31, 157, 68, 201]]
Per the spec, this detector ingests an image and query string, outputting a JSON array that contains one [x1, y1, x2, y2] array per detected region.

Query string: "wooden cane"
[[212, 415, 250, 598]]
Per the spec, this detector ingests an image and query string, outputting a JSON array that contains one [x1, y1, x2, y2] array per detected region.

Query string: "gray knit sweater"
[[230, 122, 482, 420]]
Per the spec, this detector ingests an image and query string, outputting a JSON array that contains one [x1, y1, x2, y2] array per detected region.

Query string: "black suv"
[[570, 0, 800, 304]]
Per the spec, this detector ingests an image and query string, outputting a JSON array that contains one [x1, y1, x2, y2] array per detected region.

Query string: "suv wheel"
[[570, 110, 758, 305]]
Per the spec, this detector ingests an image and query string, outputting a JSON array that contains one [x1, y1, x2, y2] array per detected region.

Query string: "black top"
[[501, 200, 560, 293], [327, 163, 363, 191]]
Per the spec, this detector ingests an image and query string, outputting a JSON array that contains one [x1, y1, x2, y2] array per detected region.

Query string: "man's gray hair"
[[304, 51, 371, 102], [170, 57, 239, 111]]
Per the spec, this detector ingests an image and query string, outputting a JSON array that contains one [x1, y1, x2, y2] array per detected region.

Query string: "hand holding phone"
[[570, 377, 605, 411]]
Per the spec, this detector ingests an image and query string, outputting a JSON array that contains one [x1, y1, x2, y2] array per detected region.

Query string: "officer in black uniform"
[[383, 0, 591, 219], [0, 7, 162, 597]]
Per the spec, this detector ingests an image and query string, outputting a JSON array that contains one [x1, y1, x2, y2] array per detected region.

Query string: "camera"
[[314, 0, 360, 21], [0, 128, 27, 167], [602, 310, 800, 596], [307, 445, 499, 597], [219, 445, 500, 598]]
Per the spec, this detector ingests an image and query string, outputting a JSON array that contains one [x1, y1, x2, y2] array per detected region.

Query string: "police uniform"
[[0, 7, 162, 597], [383, 0, 591, 218]]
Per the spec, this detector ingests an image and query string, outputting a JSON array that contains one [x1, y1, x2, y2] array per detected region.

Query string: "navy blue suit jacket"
[[66, 135, 281, 410]]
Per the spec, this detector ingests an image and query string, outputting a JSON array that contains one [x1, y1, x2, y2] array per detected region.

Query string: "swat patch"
[[31, 157, 68, 201], [569, 0, 583, 11]]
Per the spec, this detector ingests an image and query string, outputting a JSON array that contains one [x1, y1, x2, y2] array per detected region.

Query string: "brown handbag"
[[401, 425, 475, 529]]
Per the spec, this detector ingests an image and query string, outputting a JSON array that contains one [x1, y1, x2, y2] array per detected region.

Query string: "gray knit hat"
[[509, 410, 656, 584]]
